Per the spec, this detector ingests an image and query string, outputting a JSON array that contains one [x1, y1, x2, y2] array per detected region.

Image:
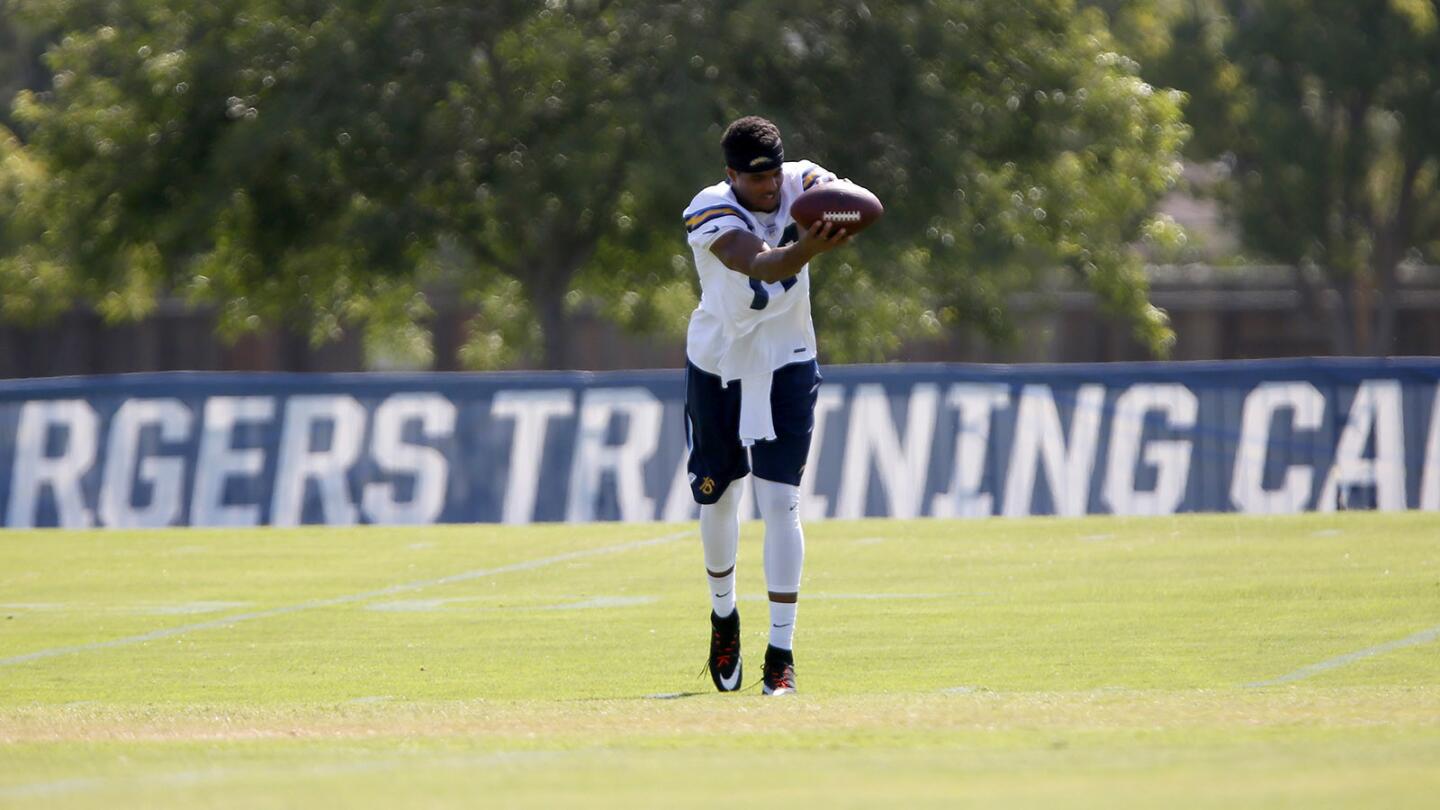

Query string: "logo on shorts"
[[699, 477, 716, 496]]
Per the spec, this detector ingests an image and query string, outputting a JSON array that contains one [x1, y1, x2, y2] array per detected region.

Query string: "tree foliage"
[[0, 123, 76, 322], [0, 8, 50, 134], [4, 0, 1187, 367], [1154, 0, 1440, 354]]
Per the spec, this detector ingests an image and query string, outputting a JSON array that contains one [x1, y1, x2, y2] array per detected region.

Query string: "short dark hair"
[[721, 116, 784, 172], [721, 116, 782, 157]]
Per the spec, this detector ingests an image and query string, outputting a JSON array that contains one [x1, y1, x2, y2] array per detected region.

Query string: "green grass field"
[[2, 512, 1438, 808]]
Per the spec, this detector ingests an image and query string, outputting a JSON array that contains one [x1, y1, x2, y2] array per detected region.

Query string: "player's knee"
[[753, 477, 801, 523]]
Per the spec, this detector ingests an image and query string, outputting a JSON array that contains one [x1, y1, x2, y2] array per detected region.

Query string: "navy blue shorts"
[[684, 359, 821, 504]]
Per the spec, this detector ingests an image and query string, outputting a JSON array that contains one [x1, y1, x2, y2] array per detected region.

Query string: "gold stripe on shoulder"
[[685, 205, 745, 230]]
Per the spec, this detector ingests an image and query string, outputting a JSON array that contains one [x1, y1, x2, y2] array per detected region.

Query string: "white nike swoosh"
[[718, 657, 742, 690]]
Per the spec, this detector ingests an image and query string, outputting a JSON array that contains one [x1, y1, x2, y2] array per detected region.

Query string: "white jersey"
[[683, 160, 836, 379]]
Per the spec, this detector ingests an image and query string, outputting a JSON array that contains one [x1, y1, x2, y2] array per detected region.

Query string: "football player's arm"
[[709, 221, 850, 284]]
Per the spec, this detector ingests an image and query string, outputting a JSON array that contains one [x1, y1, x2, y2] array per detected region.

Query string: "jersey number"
[[749, 276, 798, 310], [749, 223, 802, 310]]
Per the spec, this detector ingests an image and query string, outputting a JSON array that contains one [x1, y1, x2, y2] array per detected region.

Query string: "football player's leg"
[[750, 359, 821, 669], [686, 362, 748, 616], [754, 476, 801, 695], [701, 481, 745, 692], [685, 362, 750, 691], [753, 476, 803, 650], [700, 482, 741, 618]]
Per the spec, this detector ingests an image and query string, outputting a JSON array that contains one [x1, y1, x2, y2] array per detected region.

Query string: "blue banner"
[[1, 358, 1437, 527]]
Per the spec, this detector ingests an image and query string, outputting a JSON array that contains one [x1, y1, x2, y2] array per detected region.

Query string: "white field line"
[[0, 530, 691, 668], [1245, 623, 1440, 688], [0, 777, 104, 801], [365, 594, 659, 613]]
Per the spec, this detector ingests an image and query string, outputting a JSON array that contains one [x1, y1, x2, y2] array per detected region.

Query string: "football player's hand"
[[798, 220, 851, 256]]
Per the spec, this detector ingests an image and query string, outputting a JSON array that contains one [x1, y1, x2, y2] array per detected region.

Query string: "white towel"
[[736, 371, 776, 447], [717, 325, 778, 447]]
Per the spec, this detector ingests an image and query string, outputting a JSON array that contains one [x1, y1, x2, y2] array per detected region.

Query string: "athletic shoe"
[[708, 610, 743, 692], [761, 644, 796, 695]]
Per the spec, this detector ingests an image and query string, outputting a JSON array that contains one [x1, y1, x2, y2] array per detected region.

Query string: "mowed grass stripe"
[[4, 719, 1440, 809], [0, 528, 692, 668], [6, 687, 1440, 744], [1, 523, 688, 658]]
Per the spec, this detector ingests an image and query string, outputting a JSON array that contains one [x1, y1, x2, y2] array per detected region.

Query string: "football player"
[[681, 115, 849, 695]]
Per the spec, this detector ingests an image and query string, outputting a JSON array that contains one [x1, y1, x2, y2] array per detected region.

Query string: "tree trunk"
[[532, 276, 572, 370], [527, 232, 604, 370], [429, 299, 467, 371], [1352, 273, 1373, 354], [1369, 248, 1403, 356], [1368, 151, 1422, 356], [1330, 277, 1357, 355], [1296, 265, 1354, 355], [1372, 272, 1398, 356]]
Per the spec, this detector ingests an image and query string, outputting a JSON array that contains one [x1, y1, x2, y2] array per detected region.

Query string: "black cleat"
[[708, 610, 743, 692], [761, 644, 796, 696]]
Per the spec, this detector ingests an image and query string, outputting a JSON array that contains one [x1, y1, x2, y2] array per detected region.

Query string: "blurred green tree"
[[597, 0, 1190, 360], [1151, 0, 1440, 354], [1, 5, 70, 325], [6, 0, 1187, 367], [0, 3, 67, 320], [0, 8, 49, 135], [1, 123, 75, 321]]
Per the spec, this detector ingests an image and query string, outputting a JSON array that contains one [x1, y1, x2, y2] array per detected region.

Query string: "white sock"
[[754, 477, 804, 649], [708, 571, 736, 618], [769, 600, 797, 650], [699, 481, 742, 618]]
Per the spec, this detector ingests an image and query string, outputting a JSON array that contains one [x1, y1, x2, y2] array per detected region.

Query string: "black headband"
[[725, 139, 784, 173]]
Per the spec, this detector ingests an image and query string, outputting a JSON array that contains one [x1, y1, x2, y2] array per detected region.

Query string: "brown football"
[[789, 180, 884, 235]]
